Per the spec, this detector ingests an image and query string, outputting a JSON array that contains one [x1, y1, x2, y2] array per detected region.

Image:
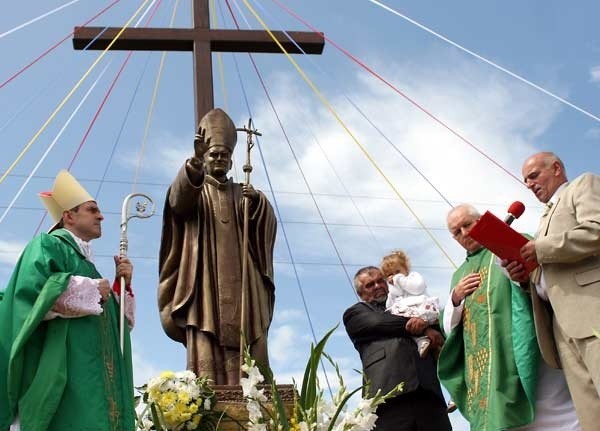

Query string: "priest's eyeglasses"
[[450, 219, 477, 238]]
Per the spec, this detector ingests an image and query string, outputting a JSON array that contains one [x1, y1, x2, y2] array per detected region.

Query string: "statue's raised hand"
[[193, 126, 210, 159]]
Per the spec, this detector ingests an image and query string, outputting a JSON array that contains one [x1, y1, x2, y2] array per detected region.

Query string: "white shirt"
[[535, 182, 567, 302]]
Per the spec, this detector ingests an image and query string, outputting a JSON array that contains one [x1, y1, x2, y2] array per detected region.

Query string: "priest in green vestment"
[[439, 203, 580, 430], [439, 203, 540, 430], [0, 170, 136, 431]]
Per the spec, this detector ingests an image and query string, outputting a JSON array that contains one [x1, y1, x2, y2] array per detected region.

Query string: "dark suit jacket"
[[343, 301, 446, 405]]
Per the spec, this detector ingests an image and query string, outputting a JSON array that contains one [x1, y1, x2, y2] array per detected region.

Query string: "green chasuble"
[[0, 229, 135, 431], [438, 247, 539, 430]]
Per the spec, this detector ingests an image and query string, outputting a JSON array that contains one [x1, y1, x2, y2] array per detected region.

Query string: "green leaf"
[[150, 403, 166, 431], [299, 325, 338, 410], [270, 379, 290, 431]]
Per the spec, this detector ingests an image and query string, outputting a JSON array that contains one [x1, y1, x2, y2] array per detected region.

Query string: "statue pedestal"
[[212, 384, 296, 430]]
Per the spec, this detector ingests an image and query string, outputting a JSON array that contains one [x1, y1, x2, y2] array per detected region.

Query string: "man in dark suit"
[[343, 266, 451, 431]]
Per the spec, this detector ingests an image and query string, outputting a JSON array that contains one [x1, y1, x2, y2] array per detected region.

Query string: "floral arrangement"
[[136, 370, 221, 431], [137, 327, 402, 431], [240, 326, 403, 431]]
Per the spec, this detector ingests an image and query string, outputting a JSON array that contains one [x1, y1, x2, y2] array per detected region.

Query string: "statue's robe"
[[158, 164, 276, 384], [0, 229, 135, 431], [438, 247, 539, 430]]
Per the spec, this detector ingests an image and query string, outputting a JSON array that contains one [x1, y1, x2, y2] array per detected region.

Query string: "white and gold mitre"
[[199, 108, 237, 152], [39, 170, 94, 223]]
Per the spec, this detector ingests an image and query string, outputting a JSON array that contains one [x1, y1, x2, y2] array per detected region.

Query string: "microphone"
[[504, 201, 525, 225]]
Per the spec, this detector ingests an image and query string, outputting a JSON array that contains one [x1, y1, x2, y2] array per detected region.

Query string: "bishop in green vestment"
[[0, 170, 135, 431], [439, 204, 539, 430]]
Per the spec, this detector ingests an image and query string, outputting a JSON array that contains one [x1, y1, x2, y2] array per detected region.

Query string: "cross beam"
[[72, 0, 324, 125], [73, 28, 324, 53]]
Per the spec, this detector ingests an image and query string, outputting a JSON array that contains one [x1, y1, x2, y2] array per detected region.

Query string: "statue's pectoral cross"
[[72, 0, 324, 126]]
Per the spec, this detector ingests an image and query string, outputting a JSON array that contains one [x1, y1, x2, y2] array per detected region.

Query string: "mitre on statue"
[[199, 108, 238, 151]]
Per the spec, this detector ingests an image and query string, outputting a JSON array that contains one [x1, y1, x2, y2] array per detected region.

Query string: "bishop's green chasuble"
[[438, 247, 539, 430], [0, 229, 135, 431]]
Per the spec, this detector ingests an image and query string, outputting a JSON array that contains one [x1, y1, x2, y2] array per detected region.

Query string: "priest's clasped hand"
[[451, 272, 481, 305]]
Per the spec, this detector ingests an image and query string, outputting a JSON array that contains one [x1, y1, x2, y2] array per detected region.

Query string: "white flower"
[[140, 417, 154, 431]]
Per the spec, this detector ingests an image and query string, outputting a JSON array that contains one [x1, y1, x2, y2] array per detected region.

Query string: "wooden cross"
[[72, 0, 324, 125]]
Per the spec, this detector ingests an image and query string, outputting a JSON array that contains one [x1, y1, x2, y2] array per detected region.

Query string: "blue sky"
[[1, 0, 599, 428]]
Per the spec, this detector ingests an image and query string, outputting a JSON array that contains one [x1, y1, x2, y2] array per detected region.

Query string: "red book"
[[468, 211, 538, 273]]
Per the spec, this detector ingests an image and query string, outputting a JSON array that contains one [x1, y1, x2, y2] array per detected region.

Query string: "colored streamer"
[[0, 0, 153, 187], [68, 0, 164, 170], [0, 0, 122, 90], [132, 0, 181, 191], [241, 0, 457, 268], [366, 0, 600, 124], [271, 0, 525, 187], [0, 0, 82, 39], [0, 63, 110, 224]]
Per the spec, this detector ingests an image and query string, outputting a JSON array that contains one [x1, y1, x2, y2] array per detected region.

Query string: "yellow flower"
[[289, 416, 301, 431], [158, 391, 177, 410], [174, 401, 187, 415], [188, 402, 199, 414], [160, 371, 175, 379], [148, 387, 160, 401], [163, 410, 177, 427], [190, 414, 202, 428], [177, 391, 190, 404]]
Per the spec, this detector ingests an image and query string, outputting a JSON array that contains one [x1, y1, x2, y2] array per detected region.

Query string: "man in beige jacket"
[[504, 151, 600, 430]]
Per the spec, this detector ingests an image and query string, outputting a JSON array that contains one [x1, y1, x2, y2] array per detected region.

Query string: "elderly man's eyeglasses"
[[450, 219, 477, 238]]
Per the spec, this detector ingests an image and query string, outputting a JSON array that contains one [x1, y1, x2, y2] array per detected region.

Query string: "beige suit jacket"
[[531, 173, 600, 367]]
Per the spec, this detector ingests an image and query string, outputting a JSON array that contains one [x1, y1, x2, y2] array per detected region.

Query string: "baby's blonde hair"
[[380, 250, 411, 278]]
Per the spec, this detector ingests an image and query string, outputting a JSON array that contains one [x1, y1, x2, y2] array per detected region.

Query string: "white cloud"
[[0, 240, 26, 265], [273, 308, 305, 323], [590, 66, 600, 83], [117, 131, 192, 181], [137, 53, 557, 244], [226, 54, 553, 268], [269, 323, 312, 364], [132, 349, 163, 387]]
